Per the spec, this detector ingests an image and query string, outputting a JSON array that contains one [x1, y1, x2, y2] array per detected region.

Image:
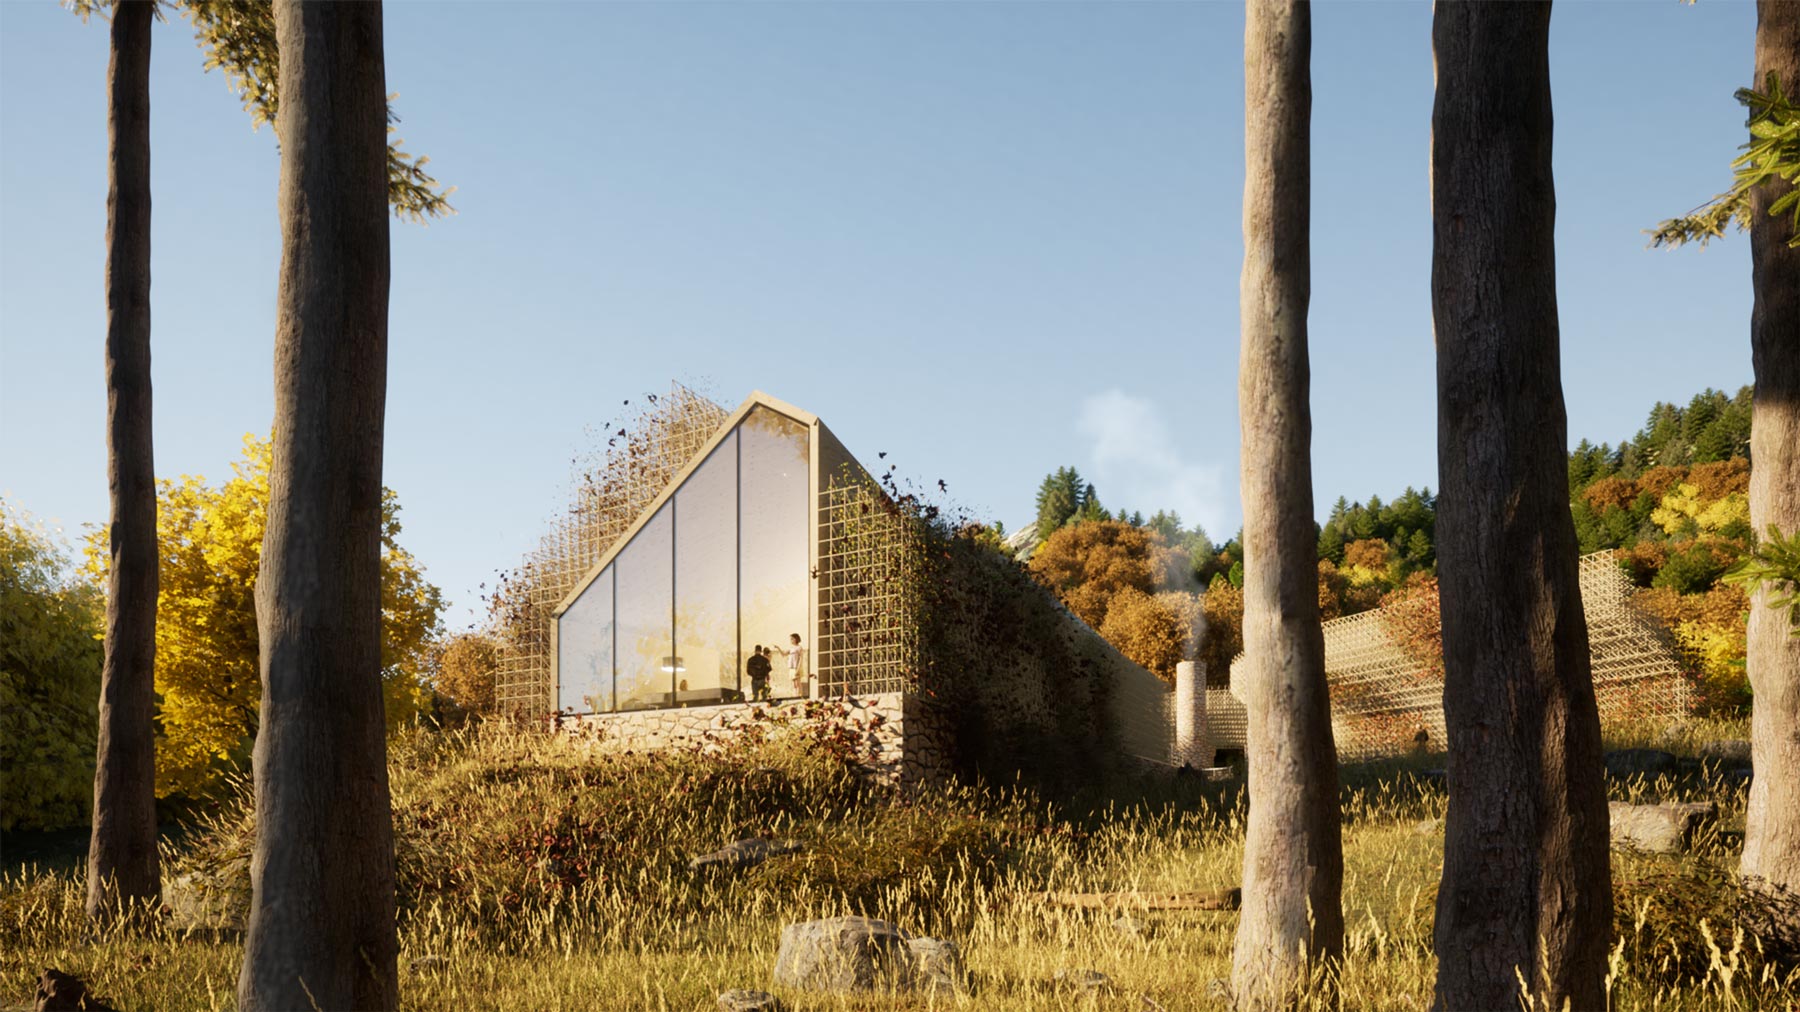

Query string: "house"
[[520, 389, 1187, 789]]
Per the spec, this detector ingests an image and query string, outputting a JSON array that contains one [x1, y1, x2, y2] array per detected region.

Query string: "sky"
[[0, 0, 1760, 628]]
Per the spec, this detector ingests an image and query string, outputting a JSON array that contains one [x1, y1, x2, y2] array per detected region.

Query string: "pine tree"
[[1033, 467, 1085, 542]]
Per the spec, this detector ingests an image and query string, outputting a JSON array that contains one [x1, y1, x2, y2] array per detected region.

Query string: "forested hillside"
[[1027, 386, 1758, 711]]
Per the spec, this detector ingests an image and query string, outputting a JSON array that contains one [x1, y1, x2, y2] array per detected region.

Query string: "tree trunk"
[[1230, 3, 1344, 1007], [1429, 4, 1612, 1010], [235, 2, 395, 1009], [87, 0, 160, 926], [1742, 0, 1800, 898]]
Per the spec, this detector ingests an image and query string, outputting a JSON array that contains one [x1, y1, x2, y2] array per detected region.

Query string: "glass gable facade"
[[556, 405, 811, 712]]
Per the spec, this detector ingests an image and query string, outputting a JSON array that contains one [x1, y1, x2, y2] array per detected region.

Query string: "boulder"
[[772, 917, 913, 992], [1604, 749, 1678, 779], [716, 990, 782, 1012], [1609, 801, 1718, 854], [1111, 914, 1149, 938], [689, 838, 802, 874], [906, 937, 962, 994], [1699, 739, 1752, 767], [163, 857, 250, 930]]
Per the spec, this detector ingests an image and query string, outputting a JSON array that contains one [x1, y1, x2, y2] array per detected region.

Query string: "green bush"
[[0, 500, 103, 832]]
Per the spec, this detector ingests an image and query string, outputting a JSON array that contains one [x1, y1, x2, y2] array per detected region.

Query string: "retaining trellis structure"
[[1217, 550, 1693, 760]]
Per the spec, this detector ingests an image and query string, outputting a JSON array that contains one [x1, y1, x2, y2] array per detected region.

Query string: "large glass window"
[[556, 405, 815, 713], [740, 407, 811, 699], [614, 502, 673, 711], [557, 565, 614, 712], [675, 432, 739, 704]]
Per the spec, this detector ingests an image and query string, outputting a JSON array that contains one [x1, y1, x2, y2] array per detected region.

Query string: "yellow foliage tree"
[[429, 630, 500, 717], [84, 434, 444, 796], [1651, 483, 1751, 538]]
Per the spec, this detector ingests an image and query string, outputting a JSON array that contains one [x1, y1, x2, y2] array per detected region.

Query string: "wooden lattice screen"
[[491, 385, 730, 714], [815, 480, 921, 697]]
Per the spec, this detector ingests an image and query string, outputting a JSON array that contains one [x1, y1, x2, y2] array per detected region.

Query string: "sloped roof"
[[552, 390, 818, 617]]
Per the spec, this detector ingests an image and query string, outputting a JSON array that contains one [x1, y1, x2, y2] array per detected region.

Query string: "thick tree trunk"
[[87, 0, 160, 926], [1429, 4, 1611, 1010], [235, 2, 396, 1009], [1230, 3, 1343, 1008], [1741, 0, 1800, 898]]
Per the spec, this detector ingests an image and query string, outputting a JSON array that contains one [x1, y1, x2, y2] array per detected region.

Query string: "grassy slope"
[[3, 719, 1793, 1011]]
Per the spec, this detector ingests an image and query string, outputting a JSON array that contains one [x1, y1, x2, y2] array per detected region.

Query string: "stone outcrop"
[[771, 917, 960, 994], [773, 917, 913, 992], [1609, 801, 1718, 854], [715, 990, 781, 1012], [688, 838, 802, 874]]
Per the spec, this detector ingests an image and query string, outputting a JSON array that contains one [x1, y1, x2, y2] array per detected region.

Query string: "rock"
[[906, 937, 962, 994], [1609, 801, 1718, 854], [773, 917, 913, 992], [35, 969, 115, 1012], [163, 857, 250, 930], [1604, 749, 1678, 779], [689, 838, 802, 874], [1699, 739, 1752, 766], [716, 990, 782, 1012], [1054, 969, 1113, 993], [1112, 914, 1149, 938]]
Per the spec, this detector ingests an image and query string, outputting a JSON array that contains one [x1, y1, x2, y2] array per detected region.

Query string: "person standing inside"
[[746, 645, 772, 701], [786, 633, 808, 699]]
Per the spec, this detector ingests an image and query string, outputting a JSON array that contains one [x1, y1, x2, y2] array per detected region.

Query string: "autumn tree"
[[86, 0, 161, 927], [1230, 2, 1342, 1007], [237, 2, 399, 1008], [430, 630, 500, 718], [81, 435, 443, 797], [1429, 4, 1611, 1009], [1741, 0, 1800, 900]]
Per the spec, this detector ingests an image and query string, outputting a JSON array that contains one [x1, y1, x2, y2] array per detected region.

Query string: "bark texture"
[[1429, 4, 1612, 1010], [1230, 3, 1344, 1007], [87, 0, 161, 925], [1741, 0, 1800, 898], [235, 2, 396, 1009]]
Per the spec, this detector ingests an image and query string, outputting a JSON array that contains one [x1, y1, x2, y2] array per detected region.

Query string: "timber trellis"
[[1217, 551, 1692, 760], [815, 479, 922, 697], [492, 384, 729, 713]]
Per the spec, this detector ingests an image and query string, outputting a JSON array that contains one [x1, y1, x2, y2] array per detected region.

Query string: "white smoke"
[[1076, 389, 1228, 538]]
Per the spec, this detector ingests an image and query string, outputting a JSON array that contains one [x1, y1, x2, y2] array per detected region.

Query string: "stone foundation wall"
[[566, 691, 951, 789]]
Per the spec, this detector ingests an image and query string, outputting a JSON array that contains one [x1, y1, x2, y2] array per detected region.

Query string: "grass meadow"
[[4, 719, 1795, 1011]]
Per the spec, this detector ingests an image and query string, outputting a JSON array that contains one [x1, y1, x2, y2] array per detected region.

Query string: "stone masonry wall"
[[566, 691, 951, 789]]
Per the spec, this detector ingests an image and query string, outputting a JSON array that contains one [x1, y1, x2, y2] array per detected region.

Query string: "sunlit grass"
[[3, 721, 1791, 1011]]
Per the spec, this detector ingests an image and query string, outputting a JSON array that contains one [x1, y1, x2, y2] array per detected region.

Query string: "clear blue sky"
[[0, 0, 1758, 628]]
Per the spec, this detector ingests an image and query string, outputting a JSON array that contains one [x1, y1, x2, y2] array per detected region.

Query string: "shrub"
[[0, 501, 103, 831], [1096, 587, 1191, 682]]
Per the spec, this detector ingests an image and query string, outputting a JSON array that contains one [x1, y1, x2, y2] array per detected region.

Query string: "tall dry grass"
[[3, 719, 1793, 1010]]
